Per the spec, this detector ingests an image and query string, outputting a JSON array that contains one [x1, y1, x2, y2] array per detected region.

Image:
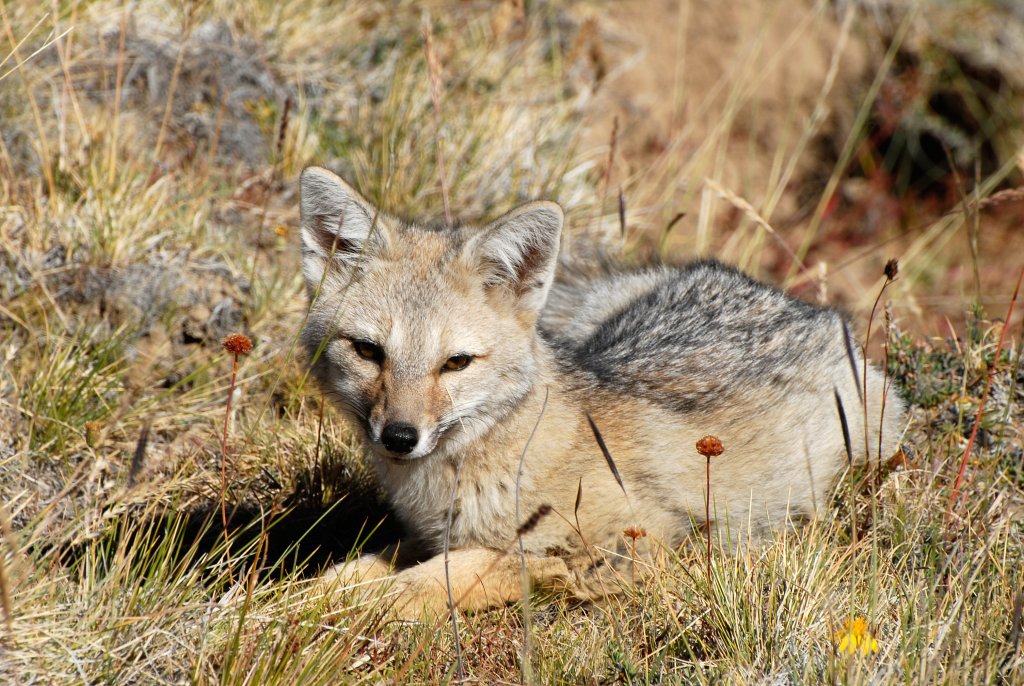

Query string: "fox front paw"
[[385, 550, 573, 620]]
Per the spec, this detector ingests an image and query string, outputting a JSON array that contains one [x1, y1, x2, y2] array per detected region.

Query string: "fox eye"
[[442, 354, 473, 372], [353, 340, 384, 364]]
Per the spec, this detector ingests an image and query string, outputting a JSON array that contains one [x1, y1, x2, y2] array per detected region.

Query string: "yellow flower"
[[835, 617, 879, 656]]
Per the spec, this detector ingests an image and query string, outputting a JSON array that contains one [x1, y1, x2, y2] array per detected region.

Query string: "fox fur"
[[298, 166, 905, 617]]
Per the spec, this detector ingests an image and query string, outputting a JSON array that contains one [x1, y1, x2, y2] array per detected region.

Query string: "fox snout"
[[366, 415, 433, 460], [358, 375, 447, 460], [380, 422, 419, 455]]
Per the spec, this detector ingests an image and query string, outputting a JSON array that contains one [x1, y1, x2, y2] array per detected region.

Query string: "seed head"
[[84, 421, 102, 449], [696, 435, 724, 458], [884, 258, 899, 281], [222, 333, 253, 356], [515, 503, 552, 537]]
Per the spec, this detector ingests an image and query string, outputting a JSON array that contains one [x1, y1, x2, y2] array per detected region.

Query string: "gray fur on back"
[[542, 259, 848, 416]]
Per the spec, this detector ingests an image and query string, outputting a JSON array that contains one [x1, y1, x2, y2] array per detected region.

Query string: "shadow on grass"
[[176, 488, 405, 581], [52, 450, 406, 583]]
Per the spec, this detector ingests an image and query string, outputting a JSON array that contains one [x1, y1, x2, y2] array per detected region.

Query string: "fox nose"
[[381, 423, 419, 454]]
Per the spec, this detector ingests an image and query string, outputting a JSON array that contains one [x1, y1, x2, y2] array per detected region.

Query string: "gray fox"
[[298, 166, 904, 616]]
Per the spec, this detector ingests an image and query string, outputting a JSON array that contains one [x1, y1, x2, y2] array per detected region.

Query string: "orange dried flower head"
[[623, 526, 647, 540], [696, 435, 724, 458], [222, 333, 253, 356]]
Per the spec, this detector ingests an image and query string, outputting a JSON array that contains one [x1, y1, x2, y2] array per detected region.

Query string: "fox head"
[[299, 167, 563, 462]]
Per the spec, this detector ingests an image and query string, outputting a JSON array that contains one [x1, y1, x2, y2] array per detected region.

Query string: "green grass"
[[1, 0, 1023, 683]]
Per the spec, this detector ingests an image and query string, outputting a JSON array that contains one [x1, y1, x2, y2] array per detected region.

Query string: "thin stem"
[[863, 277, 893, 477], [152, 6, 196, 165], [423, 15, 451, 224], [947, 266, 1024, 524], [1, 7, 56, 200], [592, 116, 619, 235], [0, 502, 13, 638], [877, 304, 893, 475], [515, 388, 549, 686], [443, 456, 465, 682], [314, 391, 325, 465], [249, 96, 291, 286], [220, 354, 239, 573], [705, 455, 712, 589], [107, 0, 129, 187]]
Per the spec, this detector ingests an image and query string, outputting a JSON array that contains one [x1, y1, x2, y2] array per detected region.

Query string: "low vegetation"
[[1, 1, 1022, 683]]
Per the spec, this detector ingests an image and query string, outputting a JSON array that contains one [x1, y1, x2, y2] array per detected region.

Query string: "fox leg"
[[388, 548, 571, 619], [324, 546, 398, 584], [313, 543, 411, 602]]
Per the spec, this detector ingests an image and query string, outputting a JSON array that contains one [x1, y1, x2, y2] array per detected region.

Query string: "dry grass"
[[1, 0, 1023, 683]]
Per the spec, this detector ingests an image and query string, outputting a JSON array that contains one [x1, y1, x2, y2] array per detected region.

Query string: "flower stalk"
[[220, 334, 253, 559], [696, 435, 724, 588]]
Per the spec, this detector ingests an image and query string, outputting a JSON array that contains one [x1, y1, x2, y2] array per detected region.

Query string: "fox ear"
[[299, 166, 385, 292], [469, 201, 563, 316]]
